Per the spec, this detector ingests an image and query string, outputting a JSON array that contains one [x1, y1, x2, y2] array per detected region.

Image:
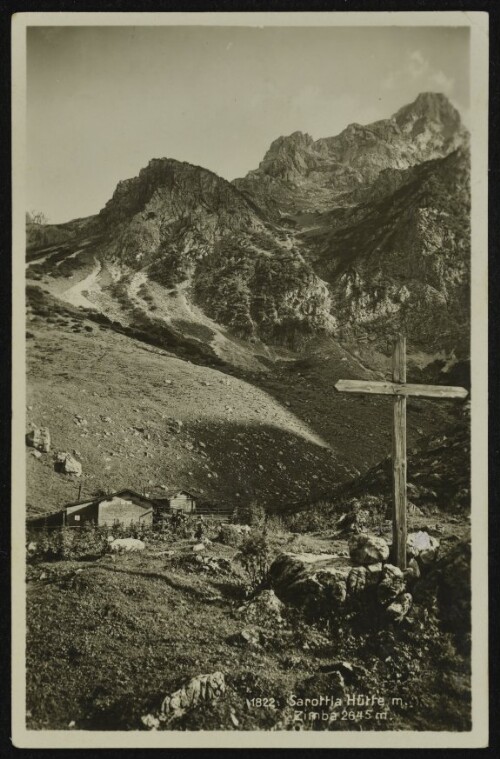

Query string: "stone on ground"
[[269, 552, 349, 611], [55, 452, 82, 476], [407, 531, 440, 559], [142, 671, 226, 727], [377, 564, 406, 606], [349, 533, 390, 565], [26, 425, 51, 453], [110, 538, 145, 553], [237, 589, 285, 625], [386, 592, 413, 622]]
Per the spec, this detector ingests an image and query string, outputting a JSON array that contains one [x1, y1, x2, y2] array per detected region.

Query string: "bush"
[[264, 514, 286, 536], [284, 504, 332, 533], [71, 523, 110, 559], [235, 530, 271, 594], [232, 501, 266, 527], [27, 524, 110, 561], [108, 519, 154, 541]]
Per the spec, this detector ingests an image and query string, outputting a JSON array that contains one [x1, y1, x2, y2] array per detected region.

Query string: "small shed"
[[63, 489, 155, 527], [152, 489, 198, 515]]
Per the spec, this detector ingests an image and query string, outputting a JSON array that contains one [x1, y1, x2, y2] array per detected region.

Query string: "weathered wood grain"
[[392, 335, 407, 570], [334, 379, 468, 399]]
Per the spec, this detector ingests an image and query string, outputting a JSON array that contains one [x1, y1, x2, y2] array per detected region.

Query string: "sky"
[[26, 25, 470, 223]]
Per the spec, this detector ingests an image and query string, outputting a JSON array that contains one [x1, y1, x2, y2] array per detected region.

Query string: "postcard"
[[11, 10, 489, 748]]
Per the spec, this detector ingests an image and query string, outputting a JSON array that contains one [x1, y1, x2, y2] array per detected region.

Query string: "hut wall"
[[98, 495, 153, 527], [169, 493, 196, 513]]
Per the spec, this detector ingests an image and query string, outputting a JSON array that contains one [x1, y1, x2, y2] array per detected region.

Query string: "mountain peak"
[[255, 131, 317, 180], [394, 91, 463, 131], [274, 130, 314, 146]]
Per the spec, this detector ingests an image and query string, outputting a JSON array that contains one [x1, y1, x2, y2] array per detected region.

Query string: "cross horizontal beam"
[[334, 378, 468, 400]]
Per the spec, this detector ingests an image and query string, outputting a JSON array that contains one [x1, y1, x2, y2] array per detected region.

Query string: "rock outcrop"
[[95, 158, 334, 347], [142, 671, 226, 729], [349, 533, 390, 565], [109, 538, 145, 553], [309, 148, 470, 354], [26, 426, 51, 453], [235, 92, 468, 216], [55, 452, 82, 476], [268, 553, 349, 612], [269, 551, 413, 624]]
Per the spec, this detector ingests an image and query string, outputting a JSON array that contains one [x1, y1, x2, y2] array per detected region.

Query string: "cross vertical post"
[[392, 335, 407, 570]]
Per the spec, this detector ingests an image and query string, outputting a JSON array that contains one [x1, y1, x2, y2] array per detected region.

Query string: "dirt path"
[[62, 258, 102, 309]]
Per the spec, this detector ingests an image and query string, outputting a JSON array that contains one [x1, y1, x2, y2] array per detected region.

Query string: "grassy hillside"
[[26, 286, 456, 516]]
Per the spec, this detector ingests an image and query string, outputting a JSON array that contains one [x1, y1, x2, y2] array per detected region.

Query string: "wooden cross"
[[335, 335, 468, 569]]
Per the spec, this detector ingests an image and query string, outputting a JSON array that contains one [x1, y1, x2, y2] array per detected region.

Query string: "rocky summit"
[[234, 92, 468, 216]]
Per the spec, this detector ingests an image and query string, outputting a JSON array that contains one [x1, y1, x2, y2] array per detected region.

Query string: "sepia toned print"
[[12, 11, 488, 749]]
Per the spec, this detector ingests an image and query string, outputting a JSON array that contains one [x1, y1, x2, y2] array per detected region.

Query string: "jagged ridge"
[[234, 92, 468, 216]]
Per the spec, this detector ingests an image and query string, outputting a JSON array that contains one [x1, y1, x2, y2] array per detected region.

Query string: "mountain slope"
[[302, 148, 470, 354], [26, 289, 456, 516], [27, 158, 335, 353]]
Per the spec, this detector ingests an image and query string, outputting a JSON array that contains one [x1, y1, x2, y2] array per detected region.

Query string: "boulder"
[[404, 557, 421, 581], [386, 592, 413, 622], [366, 562, 383, 583], [407, 531, 440, 559], [110, 538, 145, 553], [349, 533, 390, 565], [55, 452, 82, 476], [419, 548, 439, 566], [269, 553, 349, 611], [346, 561, 383, 595], [406, 556, 421, 577], [346, 566, 367, 594], [142, 672, 226, 726], [26, 425, 51, 453], [30, 450, 42, 459], [413, 540, 470, 648], [377, 564, 406, 606], [237, 589, 285, 626]]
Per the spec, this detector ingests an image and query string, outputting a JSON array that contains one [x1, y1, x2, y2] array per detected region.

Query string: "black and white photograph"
[[11, 11, 488, 748]]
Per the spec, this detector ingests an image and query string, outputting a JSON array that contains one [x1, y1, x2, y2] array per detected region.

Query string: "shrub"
[[71, 523, 110, 559], [108, 519, 154, 541], [264, 514, 286, 535], [284, 508, 330, 533], [28, 525, 110, 561], [232, 501, 266, 527], [234, 529, 271, 593]]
